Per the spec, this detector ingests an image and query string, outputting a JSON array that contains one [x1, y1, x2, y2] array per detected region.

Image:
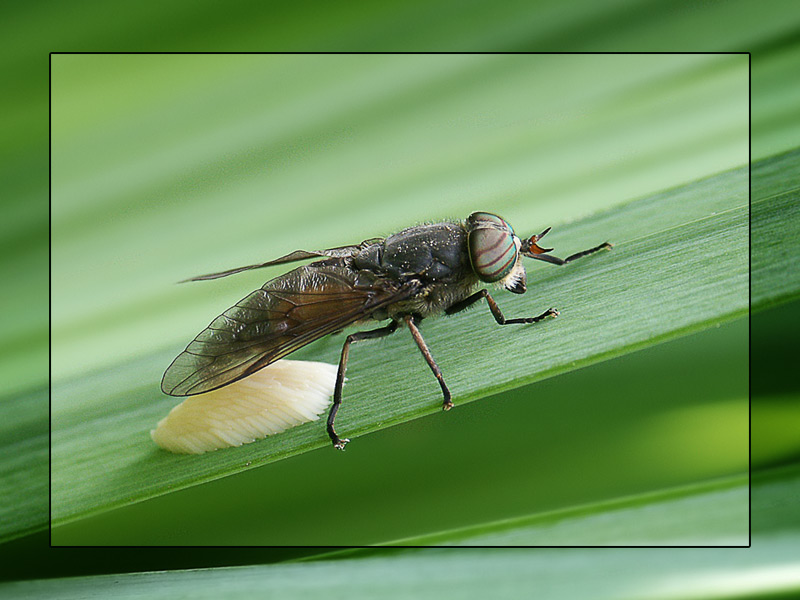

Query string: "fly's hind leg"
[[329, 320, 399, 450], [403, 315, 453, 411], [445, 289, 559, 324]]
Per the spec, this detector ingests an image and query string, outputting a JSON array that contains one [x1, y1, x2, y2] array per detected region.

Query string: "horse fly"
[[162, 212, 612, 450]]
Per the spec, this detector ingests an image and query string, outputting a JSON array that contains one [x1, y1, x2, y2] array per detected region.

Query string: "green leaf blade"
[[50, 162, 750, 531]]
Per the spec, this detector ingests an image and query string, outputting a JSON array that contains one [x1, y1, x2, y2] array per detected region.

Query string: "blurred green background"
[[0, 0, 798, 594]]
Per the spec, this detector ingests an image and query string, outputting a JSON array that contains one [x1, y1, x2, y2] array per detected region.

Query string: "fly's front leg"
[[560, 241, 613, 263], [444, 290, 487, 316], [446, 289, 559, 324], [403, 315, 453, 411], [329, 320, 399, 450], [525, 229, 612, 266]]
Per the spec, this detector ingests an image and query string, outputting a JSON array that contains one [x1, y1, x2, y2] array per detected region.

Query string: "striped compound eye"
[[466, 212, 520, 282]]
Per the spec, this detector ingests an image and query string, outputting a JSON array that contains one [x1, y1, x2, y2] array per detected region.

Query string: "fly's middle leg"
[[330, 320, 399, 450], [403, 315, 453, 411], [445, 289, 559, 324]]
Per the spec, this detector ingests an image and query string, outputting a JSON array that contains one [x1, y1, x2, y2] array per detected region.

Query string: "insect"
[[162, 212, 611, 450]]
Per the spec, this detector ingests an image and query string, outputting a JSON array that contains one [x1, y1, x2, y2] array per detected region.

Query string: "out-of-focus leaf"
[[7, 466, 800, 600], [390, 476, 749, 546]]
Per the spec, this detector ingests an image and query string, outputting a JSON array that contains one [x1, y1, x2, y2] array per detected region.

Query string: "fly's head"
[[466, 212, 527, 294]]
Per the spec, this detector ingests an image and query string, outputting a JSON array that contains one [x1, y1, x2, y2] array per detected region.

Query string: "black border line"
[[46, 51, 753, 557]]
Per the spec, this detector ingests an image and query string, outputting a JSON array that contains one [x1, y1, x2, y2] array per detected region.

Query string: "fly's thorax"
[[354, 221, 472, 284], [465, 212, 523, 283], [351, 243, 383, 272]]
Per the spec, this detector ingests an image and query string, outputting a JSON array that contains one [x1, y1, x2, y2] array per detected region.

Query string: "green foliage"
[[1, 4, 799, 595], [6, 467, 800, 599], [1, 54, 777, 549]]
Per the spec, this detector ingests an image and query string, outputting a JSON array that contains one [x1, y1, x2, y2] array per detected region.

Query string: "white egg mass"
[[152, 360, 338, 454]]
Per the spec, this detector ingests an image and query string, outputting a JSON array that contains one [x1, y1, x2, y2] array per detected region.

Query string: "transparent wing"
[[162, 263, 413, 396], [181, 240, 385, 282]]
